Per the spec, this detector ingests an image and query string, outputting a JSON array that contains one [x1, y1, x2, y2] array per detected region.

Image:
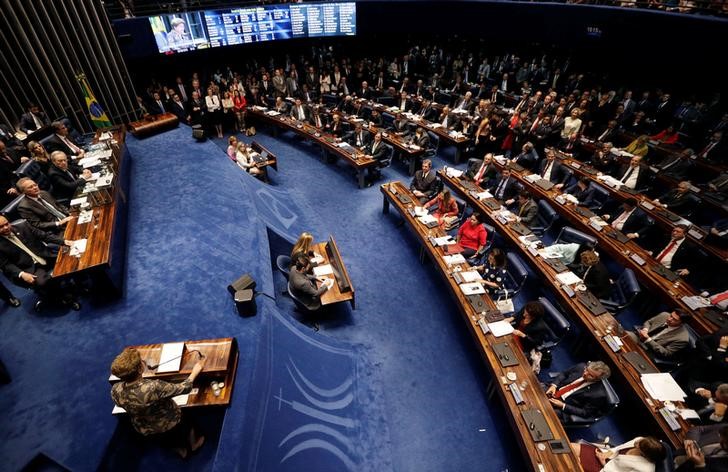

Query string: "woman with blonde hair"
[[291, 232, 315, 261], [226, 136, 238, 162], [235, 142, 264, 178], [622, 135, 650, 157], [26, 140, 51, 173]]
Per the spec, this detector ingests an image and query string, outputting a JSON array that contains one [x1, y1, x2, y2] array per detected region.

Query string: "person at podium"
[[110, 347, 206, 459]]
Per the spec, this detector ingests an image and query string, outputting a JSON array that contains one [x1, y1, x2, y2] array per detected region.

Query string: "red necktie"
[[475, 163, 487, 182], [554, 378, 584, 399], [656, 240, 677, 263]]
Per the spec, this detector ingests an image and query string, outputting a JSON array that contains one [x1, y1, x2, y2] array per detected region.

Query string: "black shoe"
[[7, 297, 21, 308], [34, 300, 44, 312], [70, 301, 81, 311]]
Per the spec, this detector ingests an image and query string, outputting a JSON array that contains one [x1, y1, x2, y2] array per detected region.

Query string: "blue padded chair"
[[464, 222, 496, 264], [14, 160, 53, 192], [381, 112, 395, 129], [377, 96, 395, 106], [276, 255, 291, 280], [677, 193, 700, 219], [655, 440, 674, 472], [1, 195, 25, 221], [531, 199, 559, 236], [287, 281, 316, 313], [587, 183, 611, 212], [369, 144, 394, 182], [555, 226, 598, 249], [425, 131, 439, 158], [652, 324, 699, 372], [537, 297, 571, 350], [600, 268, 641, 313], [497, 252, 529, 298], [563, 377, 620, 428]]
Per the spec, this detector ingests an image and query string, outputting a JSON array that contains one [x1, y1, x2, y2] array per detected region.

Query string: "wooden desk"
[[250, 140, 278, 172], [438, 174, 694, 448], [128, 112, 179, 138], [248, 107, 377, 188], [112, 337, 239, 408], [314, 235, 355, 309], [556, 148, 728, 263], [440, 168, 719, 335], [53, 127, 129, 296], [381, 181, 582, 471]]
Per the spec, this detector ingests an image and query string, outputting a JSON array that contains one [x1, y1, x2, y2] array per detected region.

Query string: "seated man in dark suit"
[[16, 178, 72, 234], [515, 191, 538, 228], [705, 218, 728, 249], [490, 168, 520, 205], [19, 103, 51, 133], [511, 142, 540, 171], [45, 121, 85, 159], [437, 106, 459, 130], [602, 198, 651, 241], [410, 159, 438, 203], [537, 148, 569, 188], [391, 113, 410, 136], [466, 153, 498, 188], [570, 249, 612, 298], [327, 113, 345, 138], [704, 172, 728, 201], [365, 132, 388, 181], [0, 141, 24, 207], [289, 98, 310, 123], [48, 151, 92, 204], [649, 224, 699, 278], [148, 91, 167, 115], [345, 123, 371, 149], [687, 383, 728, 424], [675, 424, 728, 472], [653, 181, 696, 217], [610, 155, 650, 191], [627, 310, 691, 361], [565, 178, 596, 206], [0, 215, 79, 310], [289, 254, 332, 311], [656, 148, 693, 180], [545, 361, 612, 424]]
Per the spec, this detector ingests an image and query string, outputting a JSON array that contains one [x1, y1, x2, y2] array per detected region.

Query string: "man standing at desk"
[[290, 254, 333, 311], [410, 159, 438, 203], [111, 348, 206, 459]]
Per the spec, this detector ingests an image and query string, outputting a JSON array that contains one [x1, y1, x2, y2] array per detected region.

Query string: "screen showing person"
[[149, 12, 210, 54]]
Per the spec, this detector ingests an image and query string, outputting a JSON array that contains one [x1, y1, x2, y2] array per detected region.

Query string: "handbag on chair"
[[495, 294, 515, 314]]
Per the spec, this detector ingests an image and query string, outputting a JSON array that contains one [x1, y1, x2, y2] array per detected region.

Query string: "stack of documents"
[[488, 320, 515, 337], [443, 254, 466, 266], [445, 167, 463, 178], [555, 271, 582, 286], [433, 236, 455, 246], [313, 264, 334, 277], [157, 342, 184, 373], [418, 214, 438, 225], [641, 373, 687, 402], [69, 239, 88, 257], [460, 282, 486, 295]]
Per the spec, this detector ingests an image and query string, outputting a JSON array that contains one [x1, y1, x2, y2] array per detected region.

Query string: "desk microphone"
[[145, 350, 204, 370]]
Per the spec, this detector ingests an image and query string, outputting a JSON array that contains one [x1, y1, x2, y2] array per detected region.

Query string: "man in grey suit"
[[627, 310, 691, 360], [515, 191, 538, 228], [410, 159, 438, 203], [676, 424, 728, 471], [289, 254, 332, 311], [16, 178, 73, 234]]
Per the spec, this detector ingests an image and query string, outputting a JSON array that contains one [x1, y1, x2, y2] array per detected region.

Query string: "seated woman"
[[650, 125, 680, 146], [473, 248, 510, 295], [456, 212, 488, 259], [291, 231, 317, 263], [424, 189, 458, 227], [571, 436, 665, 472], [621, 134, 649, 158], [226, 136, 238, 162], [110, 348, 206, 459], [27, 140, 51, 174], [504, 300, 550, 353], [235, 142, 266, 180], [570, 249, 612, 299]]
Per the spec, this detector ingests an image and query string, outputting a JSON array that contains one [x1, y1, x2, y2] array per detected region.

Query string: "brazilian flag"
[[76, 73, 112, 128]]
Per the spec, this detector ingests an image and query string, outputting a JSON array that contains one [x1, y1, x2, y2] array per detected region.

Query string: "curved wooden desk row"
[[439, 172, 694, 448], [554, 147, 728, 263], [445, 164, 720, 336], [247, 107, 376, 188], [54, 127, 129, 296], [380, 181, 583, 472], [110, 337, 239, 409]]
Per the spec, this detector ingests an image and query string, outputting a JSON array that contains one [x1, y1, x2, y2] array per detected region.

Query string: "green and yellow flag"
[[76, 73, 112, 128]]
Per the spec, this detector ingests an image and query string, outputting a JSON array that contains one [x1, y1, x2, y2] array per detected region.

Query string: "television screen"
[[290, 2, 357, 38], [205, 6, 293, 46], [149, 11, 210, 54]]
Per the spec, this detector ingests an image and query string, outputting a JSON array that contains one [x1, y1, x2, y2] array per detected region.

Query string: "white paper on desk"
[[641, 373, 687, 402], [253, 106, 267, 111], [589, 216, 608, 227], [523, 173, 540, 183], [311, 253, 325, 264], [640, 201, 656, 210], [78, 156, 101, 167], [475, 191, 493, 201], [433, 236, 455, 246], [409, 144, 421, 150], [443, 254, 466, 266], [418, 214, 438, 224], [414, 206, 427, 217], [488, 320, 515, 337], [70, 196, 88, 207], [429, 123, 443, 129], [678, 408, 700, 420], [77, 210, 93, 224], [555, 271, 582, 286], [460, 282, 486, 295], [445, 167, 463, 178], [681, 295, 712, 310], [459, 270, 483, 282], [313, 264, 334, 276], [156, 342, 184, 373], [99, 132, 113, 141], [336, 142, 350, 148], [537, 249, 561, 259], [69, 239, 87, 257], [96, 173, 114, 188], [265, 110, 280, 116]]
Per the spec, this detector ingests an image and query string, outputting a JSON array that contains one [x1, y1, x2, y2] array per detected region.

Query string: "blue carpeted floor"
[[0, 121, 650, 471]]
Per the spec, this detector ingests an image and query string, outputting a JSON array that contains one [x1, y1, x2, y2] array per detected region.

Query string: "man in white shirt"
[[613, 155, 644, 190]]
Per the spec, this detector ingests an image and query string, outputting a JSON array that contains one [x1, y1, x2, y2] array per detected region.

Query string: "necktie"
[[475, 163, 487, 182], [656, 240, 677, 263], [598, 128, 610, 142], [5, 233, 47, 266], [179, 85, 187, 101], [554, 378, 584, 399], [158, 101, 164, 113], [496, 179, 507, 199], [33, 114, 44, 129], [518, 203, 527, 216], [660, 157, 678, 170], [61, 136, 82, 155], [647, 322, 667, 337], [37, 198, 66, 220], [542, 162, 552, 179], [620, 166, 634, 183], [612, 211, 629, 229], [530, 119, 539, 134], [700, 142, 717, 159]]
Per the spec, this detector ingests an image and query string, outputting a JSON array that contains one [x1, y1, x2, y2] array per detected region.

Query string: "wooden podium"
[[128, 112, 179, 138]]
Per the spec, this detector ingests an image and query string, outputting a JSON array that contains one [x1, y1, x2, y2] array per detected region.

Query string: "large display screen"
[[150, 2, 356, 54]]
